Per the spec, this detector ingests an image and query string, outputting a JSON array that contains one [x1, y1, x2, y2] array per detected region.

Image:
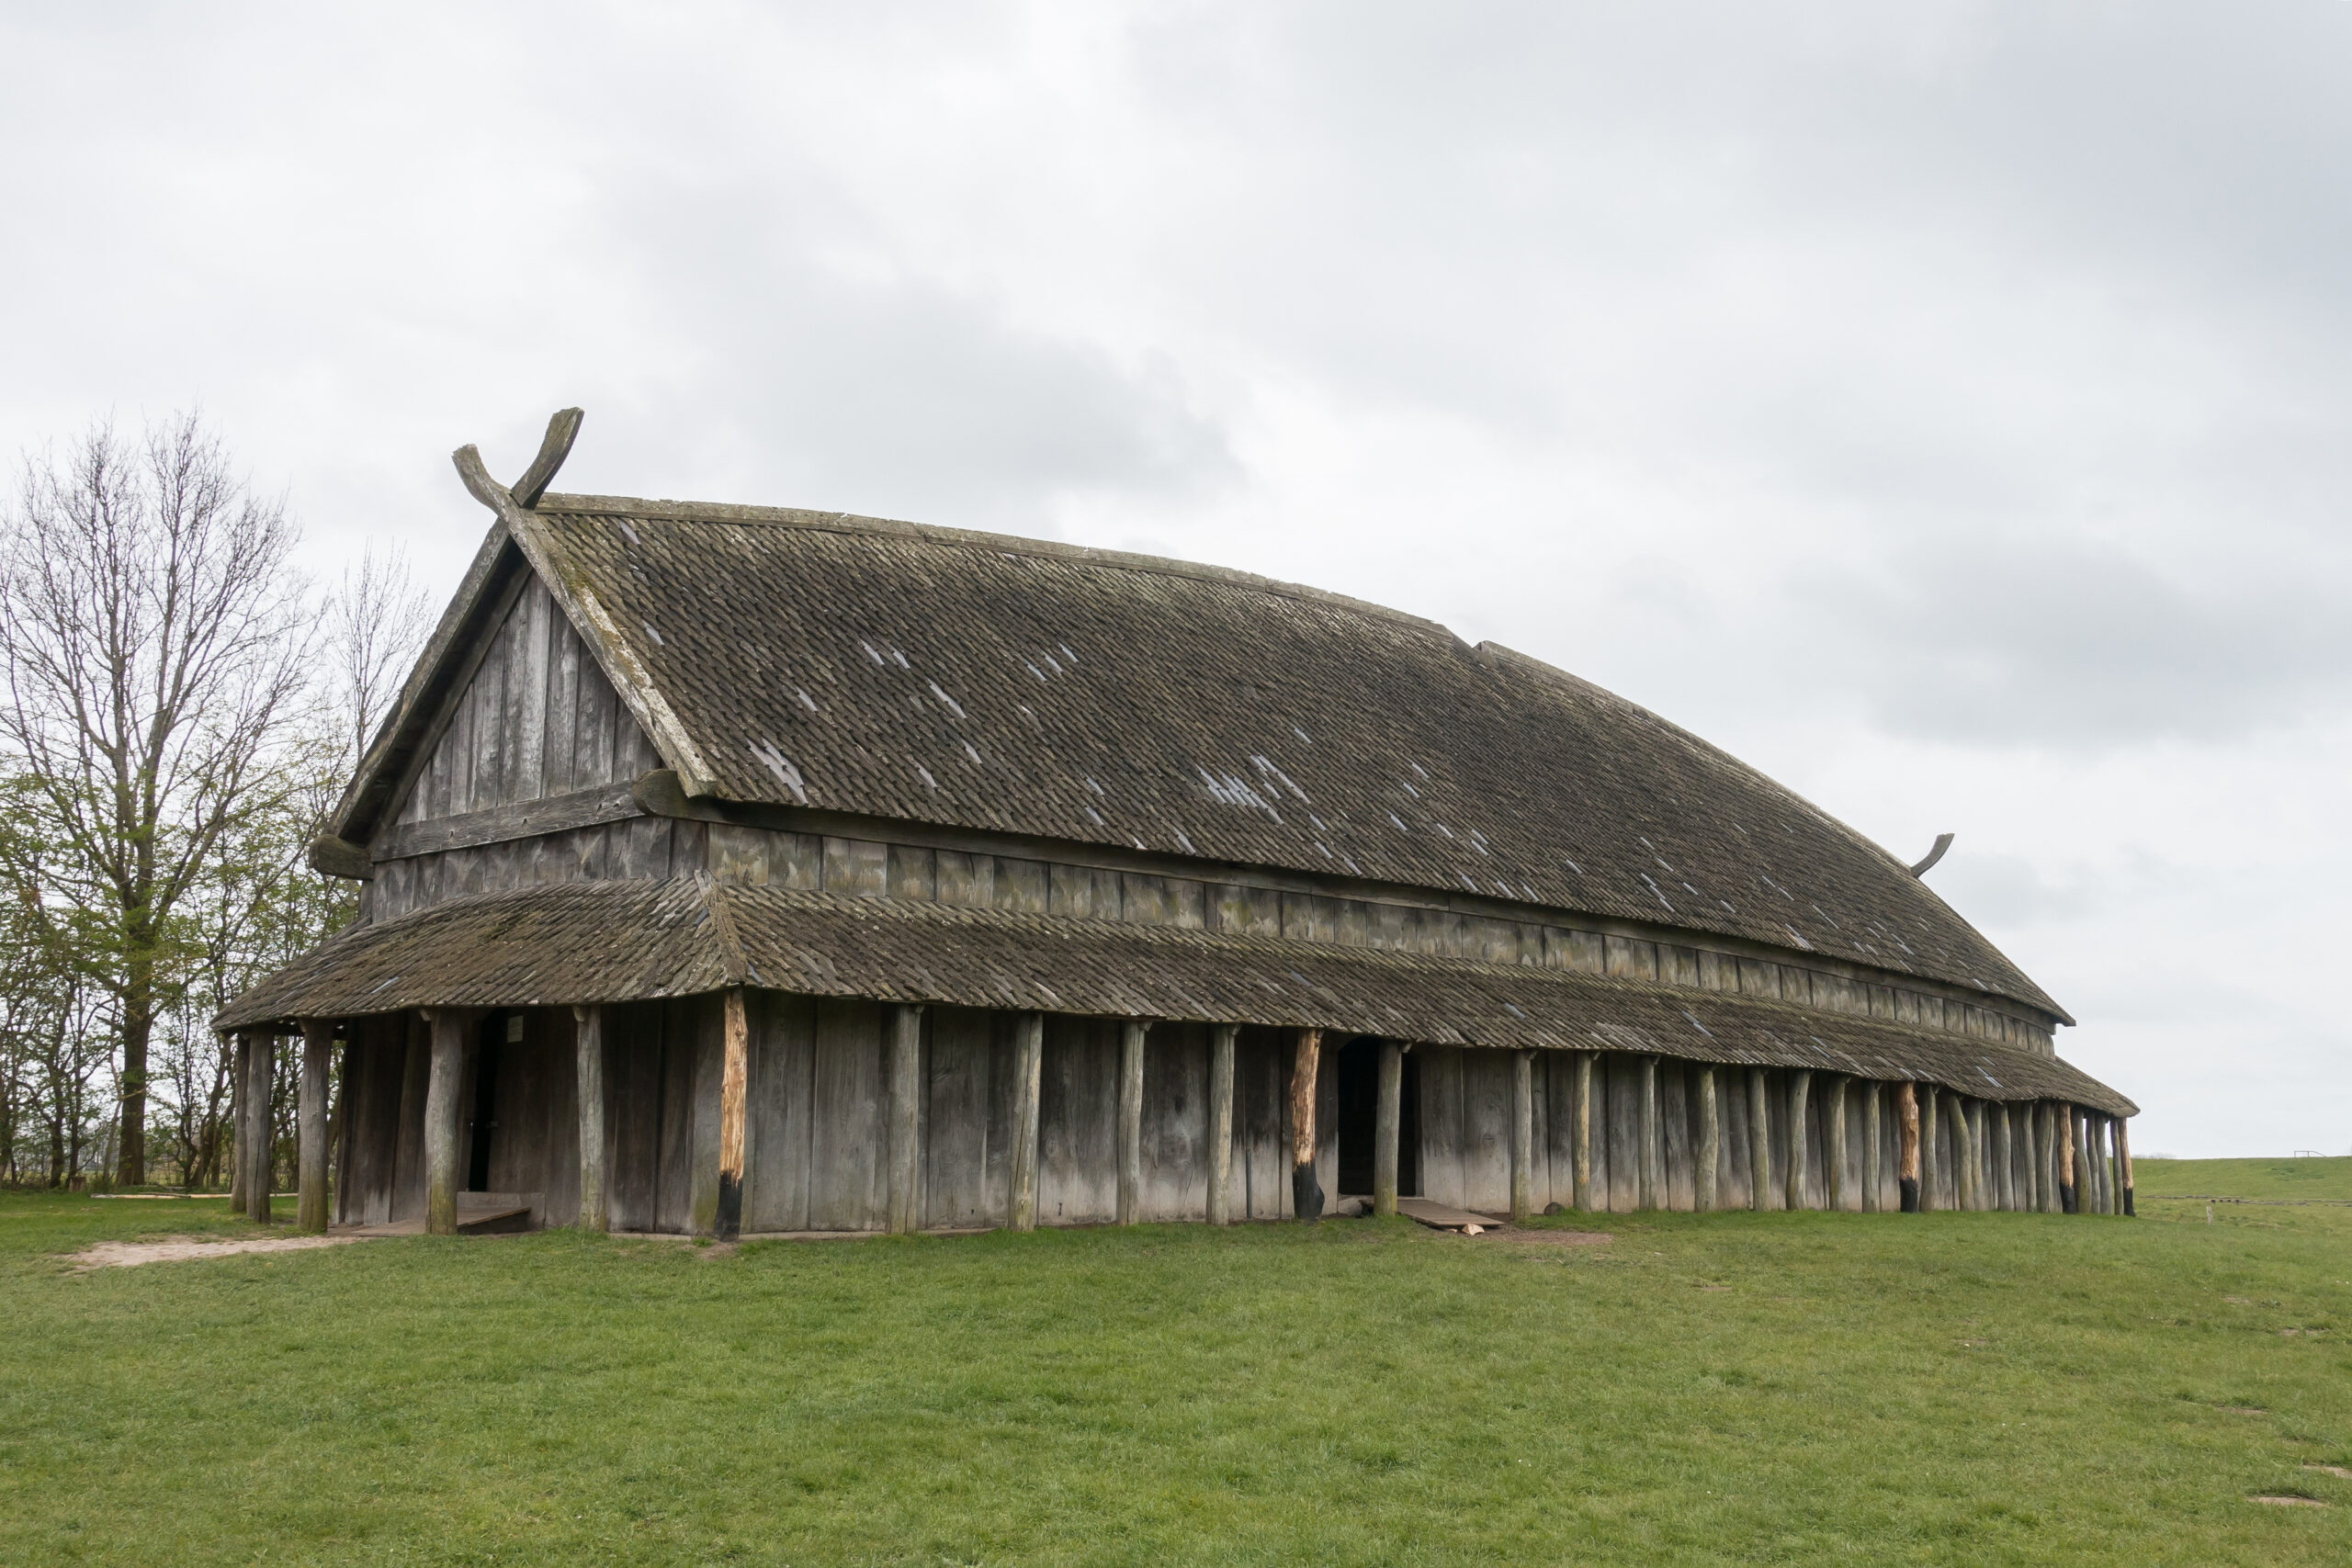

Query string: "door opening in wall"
[[1336, 1037, 1419, 1198], [468, 1020, 503, 1191]]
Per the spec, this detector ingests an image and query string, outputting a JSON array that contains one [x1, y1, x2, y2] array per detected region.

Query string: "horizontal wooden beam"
[[308, 835, 374, 881], [371, 782, 643, 862], [628, 769, 2062, 1037]]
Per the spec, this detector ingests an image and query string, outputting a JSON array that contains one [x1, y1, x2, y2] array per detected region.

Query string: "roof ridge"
[[533, 490, 1465, 642], [696, 873, 753, 987]]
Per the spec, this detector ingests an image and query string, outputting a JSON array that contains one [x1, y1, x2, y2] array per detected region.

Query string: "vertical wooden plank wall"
[[1141, 1022, 1211, 1224], [1040, 1016, 1119, 1225], [1719, 1066, 1751, 1211], [920, 1007, 1010, 1230], [744, 992, 816, 1232], [1236, 1027, 1290, 1220], [603, 1001, 667, 1232], [808, 998, 888, 1230], [392, 576, 660, 829], [532, 993, 2102, 1235]]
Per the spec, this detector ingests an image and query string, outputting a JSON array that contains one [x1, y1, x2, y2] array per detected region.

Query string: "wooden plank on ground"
[[1396, 1198, 1503, 1231]]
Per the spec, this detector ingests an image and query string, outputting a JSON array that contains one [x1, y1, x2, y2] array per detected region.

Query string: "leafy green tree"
[[0, 415, 311, 1184]]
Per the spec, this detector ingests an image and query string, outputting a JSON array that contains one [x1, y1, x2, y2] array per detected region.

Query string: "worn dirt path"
[[67, 1234, 380, 1270]]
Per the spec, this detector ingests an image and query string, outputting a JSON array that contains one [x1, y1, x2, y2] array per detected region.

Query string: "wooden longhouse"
[[219, 411, 2139, 1239]]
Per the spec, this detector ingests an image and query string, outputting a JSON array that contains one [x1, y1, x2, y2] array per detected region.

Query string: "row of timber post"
[[232, 1008, 2136, 1236]]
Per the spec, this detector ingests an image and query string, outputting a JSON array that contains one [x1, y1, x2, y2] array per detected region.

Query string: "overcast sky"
[[6, 3, 2345, 1156]]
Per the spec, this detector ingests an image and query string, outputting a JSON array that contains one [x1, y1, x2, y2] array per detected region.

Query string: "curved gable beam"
[[324, 517, 518, 849]]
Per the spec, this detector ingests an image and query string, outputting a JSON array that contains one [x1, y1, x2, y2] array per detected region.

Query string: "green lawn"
[[4, 1168, 2347, 1565]]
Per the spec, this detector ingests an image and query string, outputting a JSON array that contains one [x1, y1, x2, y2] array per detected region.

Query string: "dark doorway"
[[1335, 1037, 1419, 1198], [467, 1021, 503, 1191]]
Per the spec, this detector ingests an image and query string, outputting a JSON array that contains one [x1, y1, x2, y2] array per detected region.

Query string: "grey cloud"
[[1795, 538, 2352, 748], [1924, 849, 2109, 931], [581, 182, 1236, 528]]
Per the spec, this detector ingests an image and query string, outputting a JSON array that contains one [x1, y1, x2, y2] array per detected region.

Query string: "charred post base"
[[1292, 1164, 1324, 1224]]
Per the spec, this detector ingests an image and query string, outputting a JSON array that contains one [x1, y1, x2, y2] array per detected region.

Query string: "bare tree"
[[0, 414, 312, 1184], [136, 538, 431, 1189]]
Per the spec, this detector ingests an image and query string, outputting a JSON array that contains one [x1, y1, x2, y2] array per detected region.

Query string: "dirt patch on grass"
[[2250, 1495, 2329, 1507], [2304, 1464, 2352, 1480], [1505, 1230, 1613, 1247], [66, 1235, 379, 1270]]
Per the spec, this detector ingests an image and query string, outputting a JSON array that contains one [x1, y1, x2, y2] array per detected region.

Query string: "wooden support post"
[[1207, 1023, 1238, 1225], [1896, 1081, 1921, 1213], [228, 1033, 249, 1213], [1639, 1055, 1663, 1212], [2092, 1116, 2112, 1216], [2032, 1102, 2052, 1212], [2049, 1102, 2066, 1213], [1510, 1049, 1534, 1224], [296, 1020, 334, 1233], [716, 988, 752, 1241], [2088, 1104, 2107, 1213], [1825, 1076, 1847, 1213], [1785, 1069, 1812, 1212], [328, 1037, 350, 1226], [2022, 1101, 2040, 1211], [2113, 1121, 2126, 1215], [1954, 1098, 1980, 1212], [1919, 1085, 1940, 1212], [1747, 1066, 1771, 1212], [1571, 1051, 1596, 1212], [885, 1002, 924, 1235], [2018, 1103, 2033, 1213], [1290, 1028, 1324, 1223], [1967, 1099, 1987, 1210], [1946, 1098, 1966, 1210], [1374, 1040, 1402, 1219], [2046, 1101, 2064, 1213], [2058, 1102, 2078, 1214], [1861, 1081, 1883, 1213], [245, 1030, 277, 1224], [2109, 1119, 2121, 1214], [2101, 1117, 2118, 1214], [2011, 1105, 2028, 1213], [1695, 1066, 1719, 1213], [1974, 1101, 1993, 1211], [572, 1005, 608, 1232], [2117, 1117, 2135, 1217], [1993, 1102, 2014, 1212], [422, 1010, 470, 1236], [1117, 1020, 1148, 1225], [1009, 1012, 1044, 1232]]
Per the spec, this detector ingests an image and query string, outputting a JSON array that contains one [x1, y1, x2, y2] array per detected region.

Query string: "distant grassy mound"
[[4, 1161, 2346, 1565]]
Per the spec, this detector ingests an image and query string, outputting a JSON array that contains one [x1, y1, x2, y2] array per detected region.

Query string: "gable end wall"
[[386, 573, 662, 832]]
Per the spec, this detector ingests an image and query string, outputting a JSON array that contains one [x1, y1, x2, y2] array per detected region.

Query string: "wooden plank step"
[[1396, 1198, 1503, 1232], [456, 1205, 532, 1235]]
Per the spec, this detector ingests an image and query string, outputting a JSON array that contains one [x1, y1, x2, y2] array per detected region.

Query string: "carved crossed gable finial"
[[453, 407, 584, 512]]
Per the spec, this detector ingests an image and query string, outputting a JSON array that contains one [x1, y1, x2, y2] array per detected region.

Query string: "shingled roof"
[[328, 428, 2069, 1023], [217, 879, 2129, 1115]]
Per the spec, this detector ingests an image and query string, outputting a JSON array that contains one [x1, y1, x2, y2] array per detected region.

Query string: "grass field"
[[5, 1161, 2349, 1565]]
